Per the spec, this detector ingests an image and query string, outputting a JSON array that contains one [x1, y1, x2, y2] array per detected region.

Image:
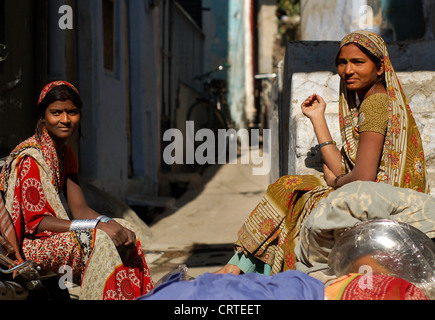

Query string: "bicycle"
[[186, 64, 234, 163]]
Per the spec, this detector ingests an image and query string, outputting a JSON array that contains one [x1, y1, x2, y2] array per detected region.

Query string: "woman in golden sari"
[[217, 30, 428, 276], [0, 81, 154, 299]]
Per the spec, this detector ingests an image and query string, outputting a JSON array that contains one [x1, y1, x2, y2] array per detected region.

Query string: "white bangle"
[[96, 215, 113, 223], [69, 219, 99, 231]]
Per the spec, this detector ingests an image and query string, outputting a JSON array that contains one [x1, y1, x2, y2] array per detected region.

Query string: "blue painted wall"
[[202, 0, 250, 129], [75, 0, 159, 198], [227, 0, 248, 128], [202, 0, 229, 76]]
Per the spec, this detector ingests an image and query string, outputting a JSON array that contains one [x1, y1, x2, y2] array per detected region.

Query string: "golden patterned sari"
[[234, 30, 428, 275]]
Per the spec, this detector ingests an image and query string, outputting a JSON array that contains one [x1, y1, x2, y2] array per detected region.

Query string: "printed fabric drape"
[[339, 30, 428, 193], [234, 30, 428, 275], [0, 128, 154, 299], [325, 273, 428, 300]]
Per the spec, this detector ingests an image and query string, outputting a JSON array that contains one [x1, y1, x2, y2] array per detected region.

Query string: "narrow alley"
[[145, 159, 270, 282]]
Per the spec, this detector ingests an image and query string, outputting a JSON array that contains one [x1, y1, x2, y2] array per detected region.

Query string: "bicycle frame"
[[192, 64, 232, 129]]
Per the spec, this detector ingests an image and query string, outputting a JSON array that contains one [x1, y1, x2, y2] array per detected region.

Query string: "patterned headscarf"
[[338, 30, 428, 193], [37, 80, 79, 105]]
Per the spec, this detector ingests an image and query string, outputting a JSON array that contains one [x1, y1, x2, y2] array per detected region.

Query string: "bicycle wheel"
[[187, 100, 229, 164]]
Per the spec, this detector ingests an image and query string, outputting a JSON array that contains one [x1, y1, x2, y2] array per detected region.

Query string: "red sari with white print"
[[0, 128, 154, 299]]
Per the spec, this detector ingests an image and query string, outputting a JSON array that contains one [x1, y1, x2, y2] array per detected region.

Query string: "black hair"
[[34, 84, 83, 137]]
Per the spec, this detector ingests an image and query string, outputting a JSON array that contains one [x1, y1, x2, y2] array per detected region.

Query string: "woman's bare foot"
[[213, 264, 242, 275]]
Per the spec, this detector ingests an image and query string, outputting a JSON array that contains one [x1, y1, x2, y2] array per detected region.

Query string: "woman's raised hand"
[[301, 94, 326, 120]]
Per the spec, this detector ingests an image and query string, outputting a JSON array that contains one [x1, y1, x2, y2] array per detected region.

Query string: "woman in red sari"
[[0, 81, 154, 299]]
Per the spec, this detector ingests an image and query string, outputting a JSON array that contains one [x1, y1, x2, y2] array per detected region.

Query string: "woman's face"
[[44, 99, 81, 145], [337, 44, 384, 97]]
